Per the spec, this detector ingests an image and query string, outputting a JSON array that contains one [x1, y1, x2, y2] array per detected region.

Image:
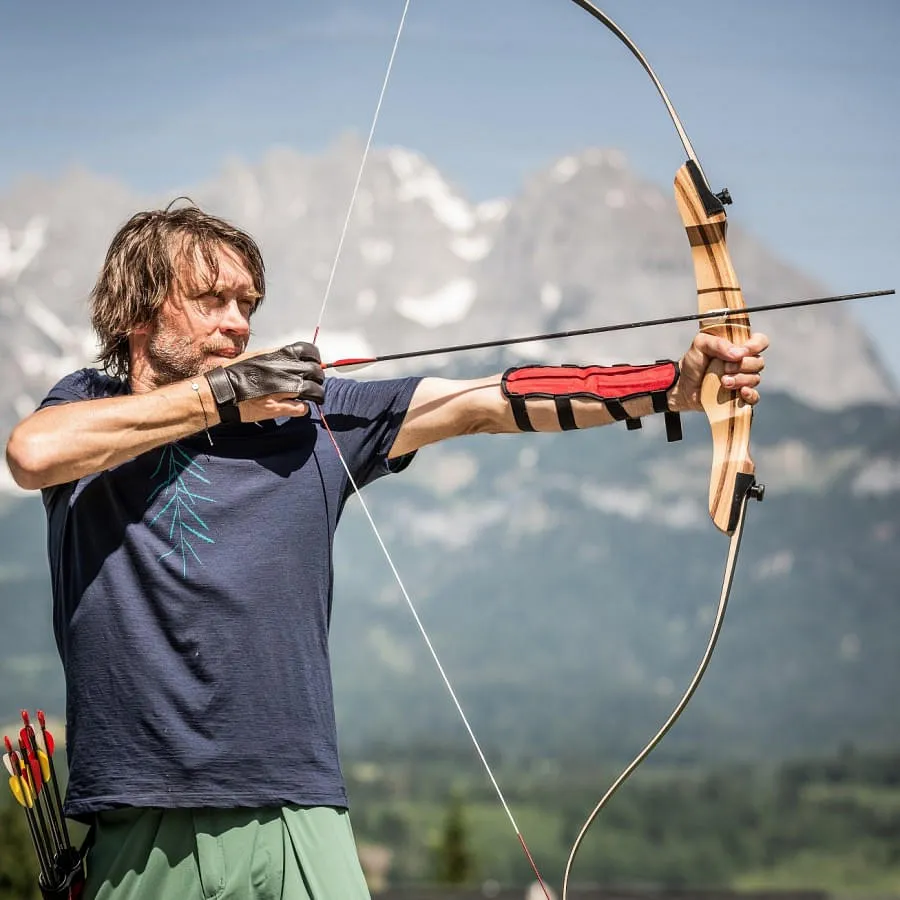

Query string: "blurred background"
[[1, 1, 898, 897]]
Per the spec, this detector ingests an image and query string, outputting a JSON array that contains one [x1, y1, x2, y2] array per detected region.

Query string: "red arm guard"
[[500, 361, 682, 441]]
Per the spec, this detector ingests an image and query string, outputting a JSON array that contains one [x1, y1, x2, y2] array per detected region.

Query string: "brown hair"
[[90, 200, 265, 378]]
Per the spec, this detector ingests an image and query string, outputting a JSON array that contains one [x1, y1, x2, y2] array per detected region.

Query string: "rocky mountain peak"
[[0, 140, 894, 491]]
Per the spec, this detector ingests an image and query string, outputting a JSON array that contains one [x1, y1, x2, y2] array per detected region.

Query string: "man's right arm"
[[7, 341, 327, 491], [7, 379, 222, 490]]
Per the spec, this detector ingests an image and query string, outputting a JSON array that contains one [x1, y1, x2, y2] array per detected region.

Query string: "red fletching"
[[323, 357, 377, 372], [19, 725, 35, 754], [18, 733, 42, 791], [37, 711, 55, 756]]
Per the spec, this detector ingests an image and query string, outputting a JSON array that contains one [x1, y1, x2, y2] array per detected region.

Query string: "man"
[[5, 204, 766, 899]]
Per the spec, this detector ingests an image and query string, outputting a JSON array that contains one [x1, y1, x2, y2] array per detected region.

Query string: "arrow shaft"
[[325, 288, 893, 370]]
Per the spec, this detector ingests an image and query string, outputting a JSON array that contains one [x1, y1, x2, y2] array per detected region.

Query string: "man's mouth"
[[206, 347, 241, 359]]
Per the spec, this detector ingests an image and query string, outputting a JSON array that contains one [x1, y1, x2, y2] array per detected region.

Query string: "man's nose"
[[220, 299, 251, 335]]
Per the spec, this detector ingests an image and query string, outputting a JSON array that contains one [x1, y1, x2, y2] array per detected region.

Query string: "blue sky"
[[2, 0, 898, 384]]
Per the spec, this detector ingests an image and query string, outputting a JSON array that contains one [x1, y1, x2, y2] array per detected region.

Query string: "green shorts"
[[83, 806, 371, 900]]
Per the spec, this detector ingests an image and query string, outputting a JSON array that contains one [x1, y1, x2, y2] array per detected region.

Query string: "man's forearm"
[[388, 373, 675, 459], [6, 379, 216, 490]]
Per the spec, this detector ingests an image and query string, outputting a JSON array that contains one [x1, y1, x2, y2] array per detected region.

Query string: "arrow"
[[323, 288, 893, 371], [36, 709, 72, 850]]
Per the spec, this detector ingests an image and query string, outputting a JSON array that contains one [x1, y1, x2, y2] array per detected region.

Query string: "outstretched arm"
[[388, 331, 767, 459]]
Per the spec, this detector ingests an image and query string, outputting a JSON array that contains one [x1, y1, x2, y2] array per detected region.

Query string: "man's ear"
[[129, 311, 160, 338]]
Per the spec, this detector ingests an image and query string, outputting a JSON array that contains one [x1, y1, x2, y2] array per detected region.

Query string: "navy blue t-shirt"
[[39, 369, 421, 819]]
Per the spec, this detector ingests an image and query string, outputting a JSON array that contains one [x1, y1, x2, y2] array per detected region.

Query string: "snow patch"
[[0, 461, 28, 497], [355, 189, 374, 226], [450, 235, 491, 262], [605, 188, 627, 209], [23, 299, 72, 351], [287, 197, 307, 219], [509, 340, 551, 360], [280, 328, 374, 368], [356, 289, 377, 315], [580, 483, 705, 529], [852, 458, 900, 495], [13, 393, 38, 420], [360, 239, 393, 265], [225, 164, 263, 221], [388, 147, 475, 232], [655, 677, 675, 697], [757, 440, 863, 491], [420, 451, 479, 496], [15, 350, 48, 378], [476, 198, 510, 223], [518, 447, 539, 470], [839, 633, 861, 662], [395, 278, 476, 328], [551, 156, 580, 184], [366, 626, 415, 674], [643, 190, 666, 210], [14, 349, 81, 385], [403, 501, 507, 550], [0, 217, 47, 283], [754, 550, 794, 580], [540, 282, 562, 312]]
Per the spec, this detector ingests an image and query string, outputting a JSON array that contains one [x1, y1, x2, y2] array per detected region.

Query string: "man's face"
[[144, 243, 260, 387]]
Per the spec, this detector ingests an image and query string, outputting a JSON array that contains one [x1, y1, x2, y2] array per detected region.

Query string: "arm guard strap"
[[501, 361, 682, 441]]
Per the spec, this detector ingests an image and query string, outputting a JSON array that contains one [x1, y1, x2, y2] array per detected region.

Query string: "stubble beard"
[[146, 330, 214, 388]]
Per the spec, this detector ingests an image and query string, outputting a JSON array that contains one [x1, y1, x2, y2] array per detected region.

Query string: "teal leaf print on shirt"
[[148, 443, 216, 576]]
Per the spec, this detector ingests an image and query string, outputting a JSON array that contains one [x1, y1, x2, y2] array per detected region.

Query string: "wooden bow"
[[675, 161, 765, 533], [560, 5, 765, 897]]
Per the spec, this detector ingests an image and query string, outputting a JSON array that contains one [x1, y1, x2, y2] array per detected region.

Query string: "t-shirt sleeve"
[[320, 375, 423, 490], [36, 369, 128, 515], [38, 369, 128, 409]]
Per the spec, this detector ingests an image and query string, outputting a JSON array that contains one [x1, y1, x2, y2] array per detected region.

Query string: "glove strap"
[[501, 361, 682, 442], [205, 367, 241, 424]]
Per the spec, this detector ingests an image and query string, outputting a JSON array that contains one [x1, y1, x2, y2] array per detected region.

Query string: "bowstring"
[[560, 495, 751, 899], [311, 0, 410, 345], [310, 3, 551, 896]]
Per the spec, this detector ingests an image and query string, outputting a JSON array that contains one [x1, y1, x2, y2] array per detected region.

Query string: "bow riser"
[[674, 162, 756, 534]]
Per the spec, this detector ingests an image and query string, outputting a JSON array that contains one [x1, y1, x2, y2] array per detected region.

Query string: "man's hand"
[[206, 341, 325, 424], [668, 331, 768, 414]]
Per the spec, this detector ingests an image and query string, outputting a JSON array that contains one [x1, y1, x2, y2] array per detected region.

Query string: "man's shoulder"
[[323, 375, 421, 414], [42, 368, 129, 407]]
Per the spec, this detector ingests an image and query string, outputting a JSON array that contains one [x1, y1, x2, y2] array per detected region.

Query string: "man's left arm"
[[388, 331, 768, 459]]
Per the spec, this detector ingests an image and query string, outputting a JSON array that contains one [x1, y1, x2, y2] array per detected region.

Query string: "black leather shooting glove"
[[205, 341, 325, 424]]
